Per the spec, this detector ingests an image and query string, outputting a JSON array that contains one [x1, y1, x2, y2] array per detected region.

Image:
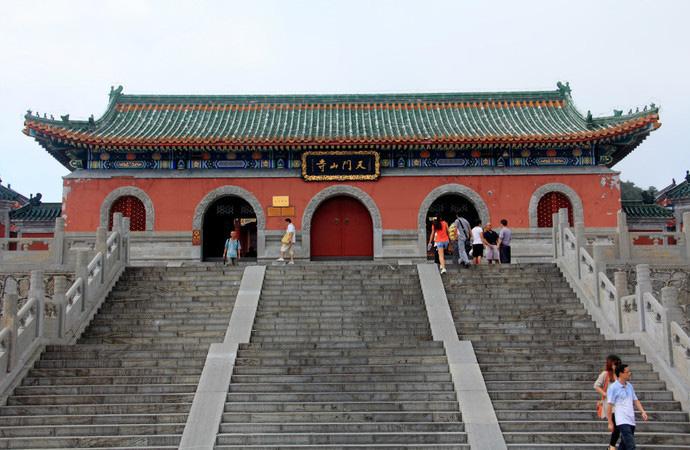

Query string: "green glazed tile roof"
[[664, 180, 690, 200], [622, 201, 673, 219], [10, 203, 62, 222], [0, 184, 28, 203], [24, 83, 659, 149]]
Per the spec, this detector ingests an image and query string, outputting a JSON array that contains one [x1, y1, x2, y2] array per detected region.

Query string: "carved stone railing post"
[[75, 250, 89, 312], [51, 217, 65, 265], [617, 210, 631, 262], [51, 276, 67, 339], [614, 271, 628, 296], [29, 270, 45, 339], [121, 217, 130, 265], [95, 227, 107, 284], [592, 242, 609, 307], [558, 208, 568, 257], [682, 211, 690, 263], [552, 212, 559, 258], [614, 271, 627, 333], [575, 221, 585, 279], [661, 286, 680, 366], [2, 279, 18, 372], [636, 264, 652, 332]]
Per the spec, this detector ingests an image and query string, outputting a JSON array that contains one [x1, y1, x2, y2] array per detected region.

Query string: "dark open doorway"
[[202, 196, 257, 261], [425, 194, 480, 260]]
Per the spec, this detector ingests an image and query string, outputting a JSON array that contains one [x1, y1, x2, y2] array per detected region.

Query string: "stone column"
[[52, 276, 67, 339], [661, 286, 680, 366], [592, 242, 611, 307], [2, 278, 18, 371], [51, 217, 65, 265], [636, 264, 652, 332], [558, 208, 568, 257], [75, 250, 89, 312], [575, 221, 585, 279], [29, 270, 45, 338], [95, 226, 107, 283], [614, 271, 628, 333], [617, 210, 631, 262], [122, 217, 131, 265], [676, 211, 690, 262], [552, 212, 559, 259]]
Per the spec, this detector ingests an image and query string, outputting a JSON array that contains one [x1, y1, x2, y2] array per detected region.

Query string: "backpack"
[[448, 223, 458, 241]]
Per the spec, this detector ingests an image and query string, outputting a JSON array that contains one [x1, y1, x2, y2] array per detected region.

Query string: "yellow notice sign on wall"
[[272, 196, 290, 207]]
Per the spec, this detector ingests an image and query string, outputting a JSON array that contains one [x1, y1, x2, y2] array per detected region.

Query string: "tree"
[[621, 180, 658, 204]]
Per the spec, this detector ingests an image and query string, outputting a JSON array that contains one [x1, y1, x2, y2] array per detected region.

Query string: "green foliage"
[[621, 180, 658, 204]]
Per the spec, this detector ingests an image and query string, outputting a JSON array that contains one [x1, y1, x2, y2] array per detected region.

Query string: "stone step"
[[225, 392, 457, 402], [0, 402, 191, 415], [499, 420, 690, 433], [487, 389, 674, 402], [238, 341, 444, 351], [0, 423, 185, 438], [490, 399, 681, 411], [221, 411, 462, 423], [214, 432, 468, 445], [26, 367, 203, 378], [483, 370, 660, 382], [234, 356, 448, 366], [223, 401, 459, 413], [228, 382, 454, 393], [0, 413, 187, 427], [23, 375, 201, 386], [34, 358, 205, 369], [0, 434, 180, 448], [214, 445, 470, 449], [485, 380, 667, 391], [14, 383, 198, 396], [495, 409, 688, 422], [236, 348, 446, 358], [231, 373, 453, 384], [503, 431, 690, 445], [6, 392, 195, 406], [217, 421, 465, 433], [232, 363, 450, 376]]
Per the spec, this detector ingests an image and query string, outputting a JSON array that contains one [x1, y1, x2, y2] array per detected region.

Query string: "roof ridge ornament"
[[556, 81, 571, 96], [109, 85, 124, 101]]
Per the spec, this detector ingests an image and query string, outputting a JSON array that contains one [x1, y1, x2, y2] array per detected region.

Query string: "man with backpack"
[[451, 213, 471, 268]]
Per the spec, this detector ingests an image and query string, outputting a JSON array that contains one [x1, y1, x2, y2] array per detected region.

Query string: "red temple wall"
[[62, 173, 621, 232]]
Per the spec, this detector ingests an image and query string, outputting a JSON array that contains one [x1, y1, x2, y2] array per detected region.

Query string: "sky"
[[1, 0, 689, 202]]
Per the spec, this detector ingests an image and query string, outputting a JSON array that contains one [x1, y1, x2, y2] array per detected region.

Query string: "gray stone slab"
[[224, 266, 266, 344], [417, 263, 506, 450], [180, 266, 265, 450]]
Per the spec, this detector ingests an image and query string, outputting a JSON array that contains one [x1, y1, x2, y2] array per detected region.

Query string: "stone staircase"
[[0, 265, 243, 449], [443, 263, 690, 449], [215, 263, 468, 449]]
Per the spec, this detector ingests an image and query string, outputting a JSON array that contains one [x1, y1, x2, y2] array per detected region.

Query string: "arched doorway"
[[109, 196, 146, 231], [202, 196, 257, 261], [537, 192, 573, 227], [425, 194, 480, 259], [311, 196, 373, 260]]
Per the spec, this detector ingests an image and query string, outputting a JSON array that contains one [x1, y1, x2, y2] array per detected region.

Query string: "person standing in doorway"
[[470, 220, 484, 265], [223, 230, 241, 266], [278, 218, 296, 264], [607, 364, 648, 450], [482, 223, 500, 265], [452, 213, 471, 268], [498, 219, 512, 264], [428, 218, 450, 274]]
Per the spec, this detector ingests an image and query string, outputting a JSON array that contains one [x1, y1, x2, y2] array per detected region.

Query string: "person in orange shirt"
[[428, 218, 450, 274]]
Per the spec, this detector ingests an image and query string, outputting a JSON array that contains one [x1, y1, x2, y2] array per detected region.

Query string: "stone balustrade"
[[615, 210, 690, 264], [0, 214, 130, 400], [553, 209, 690, 410]]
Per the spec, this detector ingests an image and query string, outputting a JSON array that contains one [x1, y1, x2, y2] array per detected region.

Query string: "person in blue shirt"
[[223, 230, 241, 266], [607, 364, 648, 449]]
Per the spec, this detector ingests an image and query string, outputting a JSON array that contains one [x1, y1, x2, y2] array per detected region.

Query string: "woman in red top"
[[428, 218, 450, 274]]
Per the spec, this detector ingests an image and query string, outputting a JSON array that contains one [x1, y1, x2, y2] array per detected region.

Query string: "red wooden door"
[[311, 196, 373, 259]]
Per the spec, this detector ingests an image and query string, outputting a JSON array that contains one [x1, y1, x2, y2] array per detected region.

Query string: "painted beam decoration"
[[302, 151, 380, 181]]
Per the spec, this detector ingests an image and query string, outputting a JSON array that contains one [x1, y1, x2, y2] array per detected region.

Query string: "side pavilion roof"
[[24, 83, 660, 169]]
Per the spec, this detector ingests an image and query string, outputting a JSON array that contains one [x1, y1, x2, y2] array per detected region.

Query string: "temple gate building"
[[23, 82, 660, 263]]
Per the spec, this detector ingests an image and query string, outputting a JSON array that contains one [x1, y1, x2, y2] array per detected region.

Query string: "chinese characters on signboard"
[[302, 151, 380, 181]]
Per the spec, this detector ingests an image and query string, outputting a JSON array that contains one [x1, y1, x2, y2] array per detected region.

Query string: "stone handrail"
[[0, 214, 130, 400], [553, 208, 690, 410], [616, 210, 690, 263], [0, 237, 52, 251]]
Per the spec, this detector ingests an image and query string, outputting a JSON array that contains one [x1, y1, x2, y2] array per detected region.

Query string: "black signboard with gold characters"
[[302, 151, 380, 181]]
